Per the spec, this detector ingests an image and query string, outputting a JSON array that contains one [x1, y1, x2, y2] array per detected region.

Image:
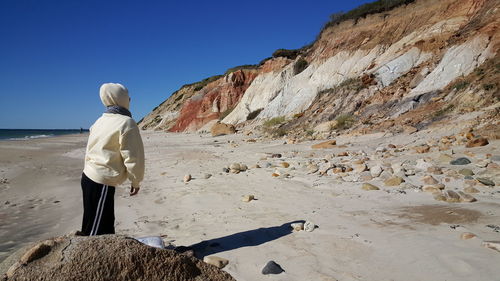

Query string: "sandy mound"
[[1, 234, 235, 281]]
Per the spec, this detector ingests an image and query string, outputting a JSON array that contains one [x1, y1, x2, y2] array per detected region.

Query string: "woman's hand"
[[130, 185, 140, 196]]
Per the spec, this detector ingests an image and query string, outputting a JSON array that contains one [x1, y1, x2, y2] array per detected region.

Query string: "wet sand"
[[0, 134, 87, 261]]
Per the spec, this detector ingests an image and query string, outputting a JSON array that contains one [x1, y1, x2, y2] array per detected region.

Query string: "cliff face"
[[168, 69, 259, 132], [140, 0, 499, 134]]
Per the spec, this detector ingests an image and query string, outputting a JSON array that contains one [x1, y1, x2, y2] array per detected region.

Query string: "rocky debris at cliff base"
[[1, 234, 235, 281], [211, 122, 236, 137], [311, 140, 336, 149]]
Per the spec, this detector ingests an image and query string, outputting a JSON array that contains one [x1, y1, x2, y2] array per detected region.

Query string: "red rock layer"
[[169, 69, 259, 132]]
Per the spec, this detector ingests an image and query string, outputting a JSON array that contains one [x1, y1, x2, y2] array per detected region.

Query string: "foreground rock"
[[1, 234, 235, 281]]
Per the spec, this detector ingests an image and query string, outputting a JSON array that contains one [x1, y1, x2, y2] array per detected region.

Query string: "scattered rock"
[[466, 137, 489, 148], [458, 169, 474, 176], [427, 166, 443, 175], [222, 167, 229, 173], [438, 154, 454, 163], [353, 164, 368, 173], [291, 222, 304, 231], [422, 175, 439, 185], [183, 174, 192, 183], [241, 195, 255, 202], [444, 190, 461, 203], [458, 191, 477, 203], [416, 159, 433, 170], [477, 178, 495, 186], [460, 232, 476, 240], [384, 177, 405, 186], [482, 241, 500, 252], [463, 186, 479, 193], [240, 164, 248, 171], [262, 261, 285, 275], [362, 183, 380, 191], [281, 162, 290, 168], [337, 151, 349, 157], [307, 164, 319, 174], [304, 221, 316, 232], [211, 122, 236, 137], [271, 153, 282, 158], [433, 193, 447, 202], [414, 145, 431, 154], [229, 163, 241, 171], [203, 256, 229, 269], [423, 185, 443, 193], [450, 157, 471, 165], [271, 173, 279, 177], [311, 140, 336, 149], [204, 173, 212, 179]]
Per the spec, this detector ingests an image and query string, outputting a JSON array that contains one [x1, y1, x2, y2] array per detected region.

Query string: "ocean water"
[[0, 129, 88, 140]]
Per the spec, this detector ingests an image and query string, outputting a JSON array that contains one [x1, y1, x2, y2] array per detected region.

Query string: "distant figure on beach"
[[81, 83, 145, 236]]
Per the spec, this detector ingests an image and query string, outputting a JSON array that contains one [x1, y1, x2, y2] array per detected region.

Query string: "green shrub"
[[432, 104, 454, 118], [246, 108, 263, 120], [263, 116, 286, 127], [219, 107, 234, 120], [293, 58, 309, 75], [334, 114, 355, 130], [483, 84, 495, 91], [189, 75, 224, 92], [272, 49, 300, 59], [322, 0, 416, 30], [225, 64, 259, 75], [452, 80, 469, 91], [274, 128, 288, 137]]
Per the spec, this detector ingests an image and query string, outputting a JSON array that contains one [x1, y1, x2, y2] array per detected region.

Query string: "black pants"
[[81, 173, 115, 236]]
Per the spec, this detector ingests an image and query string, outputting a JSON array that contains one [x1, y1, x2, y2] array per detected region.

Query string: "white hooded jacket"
[[83, 83, 145, 188]]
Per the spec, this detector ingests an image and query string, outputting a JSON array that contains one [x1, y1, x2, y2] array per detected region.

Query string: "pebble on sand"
[[384, 177, 405, 186], [460, 232, 477, 240], [466, 137, 489, 148], [476, 178, 495, 186], [482, 241, 500, 252], [203, 256, 229, 269], [362, 183, 380, 191], [242, 195, 255, 202], [304, 221, 316, 232], [183, 174, 192, 183], [262, 261, 285, 275], [450, 157, 471, 165]]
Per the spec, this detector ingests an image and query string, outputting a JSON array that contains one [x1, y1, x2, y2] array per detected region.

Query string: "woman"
[[81, 83, 145, 236]]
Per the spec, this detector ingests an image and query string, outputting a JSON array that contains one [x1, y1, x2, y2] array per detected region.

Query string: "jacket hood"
[[99, 83, 130, 110]]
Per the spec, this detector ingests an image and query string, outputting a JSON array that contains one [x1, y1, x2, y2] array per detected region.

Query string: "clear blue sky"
[[0, 0, 372, 129]]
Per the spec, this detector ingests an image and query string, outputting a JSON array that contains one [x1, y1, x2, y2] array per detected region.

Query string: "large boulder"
[[1, 234, 235, 281], [211, 122, 236, 137]]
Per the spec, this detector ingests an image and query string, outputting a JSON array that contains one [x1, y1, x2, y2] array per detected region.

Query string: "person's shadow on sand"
[[175, 220, 305, 258]]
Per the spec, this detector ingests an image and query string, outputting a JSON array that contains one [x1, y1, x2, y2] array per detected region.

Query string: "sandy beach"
[[1, 127, 500, 280]]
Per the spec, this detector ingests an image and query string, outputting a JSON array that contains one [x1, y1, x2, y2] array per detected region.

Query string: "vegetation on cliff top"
[[322, 0, 416, 30]]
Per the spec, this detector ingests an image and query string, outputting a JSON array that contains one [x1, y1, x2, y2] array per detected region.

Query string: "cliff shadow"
[[177, 220, 304, 259]]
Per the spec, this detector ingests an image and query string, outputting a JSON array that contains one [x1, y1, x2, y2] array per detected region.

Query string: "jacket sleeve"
[[120, 122, 145, 188]]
